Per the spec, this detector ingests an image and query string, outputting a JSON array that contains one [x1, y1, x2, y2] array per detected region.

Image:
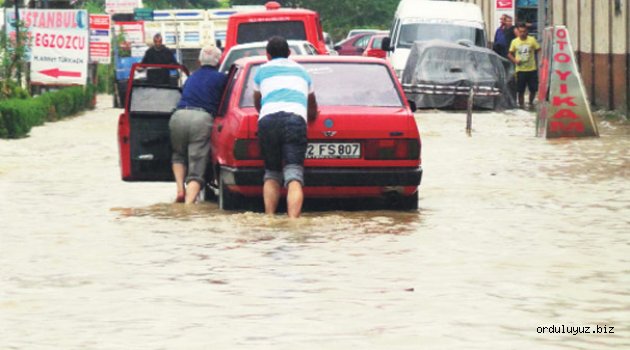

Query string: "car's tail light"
[[364, 139, 420, 160], [234, 139, 261, 160]]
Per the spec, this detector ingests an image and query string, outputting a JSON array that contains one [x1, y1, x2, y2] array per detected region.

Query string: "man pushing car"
[[253, 36, 318, 218]]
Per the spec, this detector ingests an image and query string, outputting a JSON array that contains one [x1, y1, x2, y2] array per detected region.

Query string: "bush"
[[0, 84, 96, 139]]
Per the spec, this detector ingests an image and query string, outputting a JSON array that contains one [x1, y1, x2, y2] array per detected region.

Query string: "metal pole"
[[466, 87, 474, 136], [14, 0, 21, 86]]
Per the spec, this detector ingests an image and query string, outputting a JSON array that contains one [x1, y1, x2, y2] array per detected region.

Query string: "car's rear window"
[[237, 21, 306, 44], [241, 62, 403, 107]]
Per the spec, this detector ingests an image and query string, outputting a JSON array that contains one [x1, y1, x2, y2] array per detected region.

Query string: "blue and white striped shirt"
[[253, 58, 313, 122]]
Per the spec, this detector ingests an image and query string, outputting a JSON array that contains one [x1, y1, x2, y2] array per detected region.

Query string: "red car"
[[118, 63, 189, 181], [334, 31, 387, 56], [118, 57, 423, 210], [362, 34, 387, 59]]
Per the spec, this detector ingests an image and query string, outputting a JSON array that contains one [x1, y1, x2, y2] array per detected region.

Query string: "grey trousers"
[[169, 109, 213, 185]]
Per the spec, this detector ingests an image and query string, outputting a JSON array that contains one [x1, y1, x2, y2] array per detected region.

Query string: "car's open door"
[[118, 63, 189, 181]]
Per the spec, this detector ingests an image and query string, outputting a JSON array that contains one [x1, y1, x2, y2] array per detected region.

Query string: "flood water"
[[1, 95, 628, 349]]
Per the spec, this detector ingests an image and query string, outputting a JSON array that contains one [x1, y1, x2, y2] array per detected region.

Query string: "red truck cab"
[[222, 1, 328, 59]]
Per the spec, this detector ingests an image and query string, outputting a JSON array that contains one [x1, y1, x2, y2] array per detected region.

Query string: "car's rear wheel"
[[219, 177, 239, 210]]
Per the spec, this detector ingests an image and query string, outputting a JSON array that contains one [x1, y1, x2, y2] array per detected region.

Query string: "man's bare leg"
[[263, 179, 281, 215], [286, 180, 304, 219], [185, 181, 201, 204], [173, 163, 186, 202]]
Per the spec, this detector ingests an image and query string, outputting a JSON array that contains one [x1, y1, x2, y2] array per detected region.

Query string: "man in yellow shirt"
[[508, 23, 541, 109]]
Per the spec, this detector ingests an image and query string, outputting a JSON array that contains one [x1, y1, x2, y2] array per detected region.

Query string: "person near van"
[[492, 14, 509, 57], [142, 33, 178, 85], [503, 15, 517, 56], [170, 46, 227, 204], [253, 36, 318, 218], [508, 23, 541, 109]]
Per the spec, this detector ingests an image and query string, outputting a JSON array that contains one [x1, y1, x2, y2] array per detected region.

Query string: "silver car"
[[219, 40, 319, 73]]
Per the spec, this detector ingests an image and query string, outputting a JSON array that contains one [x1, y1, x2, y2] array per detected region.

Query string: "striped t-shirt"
[[253, 58, 313, 122]]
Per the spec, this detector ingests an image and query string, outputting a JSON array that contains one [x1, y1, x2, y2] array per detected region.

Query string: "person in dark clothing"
[[142, 33, 178, 85], [169, 46, 227, 203], [503, 15, 517, 56], [492, 14, 508, 57]]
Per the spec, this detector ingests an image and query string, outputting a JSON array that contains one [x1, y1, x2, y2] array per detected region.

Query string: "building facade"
[[459, 0, 630, 113]]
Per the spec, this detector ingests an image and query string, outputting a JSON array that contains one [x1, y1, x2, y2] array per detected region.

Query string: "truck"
[[222, 1, 328, 59]]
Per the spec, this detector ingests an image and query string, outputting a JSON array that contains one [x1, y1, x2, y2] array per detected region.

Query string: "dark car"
[[401, 40, 516, 109]]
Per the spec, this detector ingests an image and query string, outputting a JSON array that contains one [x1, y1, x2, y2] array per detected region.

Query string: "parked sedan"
[[335, 31, 388, 56], [211, 55, 422, 210], [219, 40, 318, 73], [362, 34, 387, 59]]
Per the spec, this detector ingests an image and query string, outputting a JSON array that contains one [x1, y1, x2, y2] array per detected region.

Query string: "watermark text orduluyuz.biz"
[[537, 325, 615, 335]]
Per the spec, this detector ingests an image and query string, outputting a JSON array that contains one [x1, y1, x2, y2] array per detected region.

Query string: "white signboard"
[[4, 9, 89, 85], [90, 14, 111, 64], [106, 0, 142, 15], [494, 0, 515, 34]]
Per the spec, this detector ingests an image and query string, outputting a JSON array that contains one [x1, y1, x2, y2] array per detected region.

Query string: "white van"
[[384, 0, 487, 77]]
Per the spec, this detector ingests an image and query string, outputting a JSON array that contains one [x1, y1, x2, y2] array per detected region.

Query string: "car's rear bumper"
[[220, 166, 423, 187]]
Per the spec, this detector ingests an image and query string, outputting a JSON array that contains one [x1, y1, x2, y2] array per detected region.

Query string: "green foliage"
[[0, 85, 96, 139], [96, 64, 114, 94], [83, 0, 106, 14], [143, 0, 221, 9], [1, 20, 31, 99], [229, 0, 398, 41]]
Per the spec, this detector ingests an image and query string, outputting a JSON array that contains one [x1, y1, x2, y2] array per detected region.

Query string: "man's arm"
[[254, 91, 261, 112], [508, 51, 518, 65], [307, 93, 318, 122]]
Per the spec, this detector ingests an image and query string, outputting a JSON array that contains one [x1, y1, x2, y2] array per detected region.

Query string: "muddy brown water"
[[1, 95, 628, 349]]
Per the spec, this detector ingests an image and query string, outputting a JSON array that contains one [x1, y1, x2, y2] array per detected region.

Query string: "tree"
[[143, 0, 221, 9]]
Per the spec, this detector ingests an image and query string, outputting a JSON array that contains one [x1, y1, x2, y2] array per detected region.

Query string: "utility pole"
[[14, 0, 21, 86]]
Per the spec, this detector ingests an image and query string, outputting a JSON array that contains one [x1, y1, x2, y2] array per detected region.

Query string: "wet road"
[[1, 95, 628, 349]]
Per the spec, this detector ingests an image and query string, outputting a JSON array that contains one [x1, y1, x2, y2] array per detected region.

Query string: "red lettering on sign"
[[554, 53, 571, 63], [550, 121, 585, 133], [557, 41, 568, 51], [556, 28, 567, 39], [552, 109, 579, 119], [34, 33, 85, 50], [555, 70, 571, 81], [560, 84, 568, 94], [553, 96, 577, 107]]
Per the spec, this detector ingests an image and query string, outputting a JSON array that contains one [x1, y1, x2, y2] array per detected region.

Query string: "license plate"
[[306, 143, 361, 159]]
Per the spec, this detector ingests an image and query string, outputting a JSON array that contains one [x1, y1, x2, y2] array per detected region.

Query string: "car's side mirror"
[[334, 45, 341, 51], [408, 100, 417, 113], [381, 37, 392, 51], [356, 47, 364, 53], [215, 39, 223, 50]]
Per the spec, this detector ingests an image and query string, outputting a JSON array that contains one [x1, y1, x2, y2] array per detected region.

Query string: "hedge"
[[0, 85, 96, 139]]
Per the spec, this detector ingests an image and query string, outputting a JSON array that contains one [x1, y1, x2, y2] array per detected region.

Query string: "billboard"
[[90, 14, 111, 64], [4, 9, 89, 85]]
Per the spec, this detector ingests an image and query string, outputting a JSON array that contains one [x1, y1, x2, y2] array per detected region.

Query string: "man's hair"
[[266, 36, 290, 58], [517, 23, 528, 30], [199, 45, 222, 67], [153, 33, 162, 40], [504, 15, 513, 20]]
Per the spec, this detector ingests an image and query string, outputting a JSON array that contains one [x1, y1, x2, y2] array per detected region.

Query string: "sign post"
[[89, 14, 111, 64], [5, 9, 90, 85], [536, 26, 599, 138]]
